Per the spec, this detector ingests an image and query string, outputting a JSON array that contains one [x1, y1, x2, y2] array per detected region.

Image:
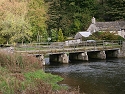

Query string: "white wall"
[[65, 39, 81, 46], [87, 24, 98, 33]]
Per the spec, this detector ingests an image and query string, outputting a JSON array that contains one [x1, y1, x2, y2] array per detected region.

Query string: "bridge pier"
[[39, 54, 45, 65], [34, 54, 45, 65], [49, 53, 69, 63], [105, 49, 120, 58], [59, 53, 69, 63], [88, 51, 106, 59], [69, 52, 88, 61]]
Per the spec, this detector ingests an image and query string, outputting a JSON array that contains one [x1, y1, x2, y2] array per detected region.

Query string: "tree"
[[105, 0, 125, 21], [41, 29, 48, 42], [0, 36, 6, 44], [0, 0, 32, 44], [0, 13, 13, 44], [51, 29, 58, 42], [58, 29, 64, 42], [1, 12, 32, 44], [45, 0, 62, 32], [10, 17, 32, 44], [27, 0, 47, 41], [45, 0, 98, 37]]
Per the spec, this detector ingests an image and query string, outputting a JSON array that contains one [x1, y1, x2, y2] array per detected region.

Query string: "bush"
[[0, 51, 42, 72], [0, 51, 80, 94]]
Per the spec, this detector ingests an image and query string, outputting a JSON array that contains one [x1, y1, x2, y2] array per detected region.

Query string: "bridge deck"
[[16, 45, 121, 55]]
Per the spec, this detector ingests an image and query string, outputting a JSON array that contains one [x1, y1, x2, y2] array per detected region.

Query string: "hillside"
[[0, 0, 125, 43]]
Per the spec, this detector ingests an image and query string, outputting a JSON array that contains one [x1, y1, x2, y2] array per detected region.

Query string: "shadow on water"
[[45, 58, 125, 94]]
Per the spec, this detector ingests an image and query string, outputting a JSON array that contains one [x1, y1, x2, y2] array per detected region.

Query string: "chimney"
[[92, 17, 96, 24]]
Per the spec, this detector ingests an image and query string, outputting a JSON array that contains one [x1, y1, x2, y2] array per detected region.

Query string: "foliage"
[[0, 67, 23, 94], [0, 36, 6, 44], [45, 0, 62, 30], [0, 0, 32, 44], [51, 29, 58, 42], [105, 0, 125, 21], [41, 29, 48, 42], [94, 0, 125, 21], [0, 51, 41, 94], [27, 0, 48, 41], [87, 32, 125, 40], [0, 51, 42, 72], [0, 0, 125, 43], [0, 51, 80, 94], [58, 29, 64, 42], [0, 67, 65, 93], [45, 0, 97, 37], [0, 67, 78, 94]]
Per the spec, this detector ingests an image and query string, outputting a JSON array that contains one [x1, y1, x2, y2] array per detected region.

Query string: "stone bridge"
[[26, 47, 121, 64], [15, 40, 123, 64], [48, 48, 120, 64]]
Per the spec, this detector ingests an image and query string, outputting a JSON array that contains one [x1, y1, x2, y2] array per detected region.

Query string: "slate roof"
[[78, 32, 91, 37], [118, 21, 125, 29], [96, 21, 125, 31], [75, 31, 91, 39]]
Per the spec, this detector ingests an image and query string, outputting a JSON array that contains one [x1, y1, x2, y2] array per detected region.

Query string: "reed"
[[0, 51, 42, 72], [0, 51, 80, 94]]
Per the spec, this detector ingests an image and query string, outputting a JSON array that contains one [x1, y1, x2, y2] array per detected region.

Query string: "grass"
[[0, 69, 68, 94], [24, 70, 67, 90], [0, 50, 80, 94]]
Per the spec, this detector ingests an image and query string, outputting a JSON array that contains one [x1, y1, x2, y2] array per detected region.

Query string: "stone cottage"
[[87, 17, 125, 38]]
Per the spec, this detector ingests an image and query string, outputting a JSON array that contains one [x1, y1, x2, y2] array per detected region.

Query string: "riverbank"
[[0, 51, 79, 94]]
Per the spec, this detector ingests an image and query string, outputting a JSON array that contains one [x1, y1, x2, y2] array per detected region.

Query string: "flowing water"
[[44, 58, 125, 94]]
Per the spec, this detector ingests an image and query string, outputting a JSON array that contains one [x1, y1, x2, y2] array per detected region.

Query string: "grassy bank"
[[0, 50, 79, 94]]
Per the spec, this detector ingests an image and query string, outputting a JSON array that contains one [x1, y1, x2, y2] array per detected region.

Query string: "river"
[[44, 58, 125, 94]]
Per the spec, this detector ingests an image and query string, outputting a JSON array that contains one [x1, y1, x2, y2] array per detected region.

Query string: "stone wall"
[[119, 42, 125, 57]]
